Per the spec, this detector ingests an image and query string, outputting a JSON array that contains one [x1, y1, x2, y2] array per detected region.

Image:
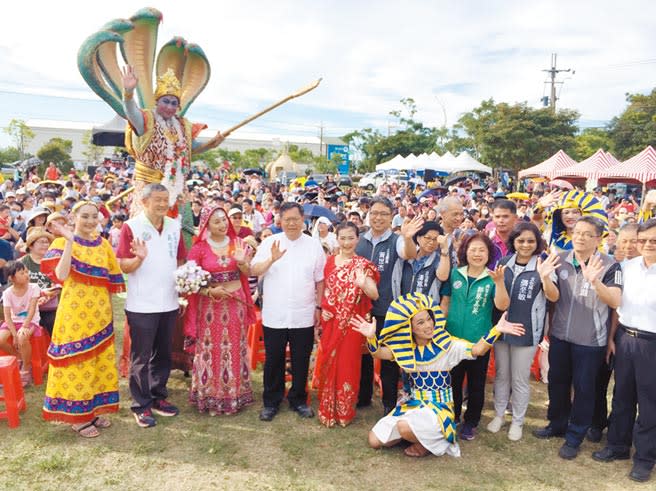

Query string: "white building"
[[25, 119, 343, 165]]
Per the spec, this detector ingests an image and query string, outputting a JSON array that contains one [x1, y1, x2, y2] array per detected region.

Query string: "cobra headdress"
[[547, 189, 608, 250], [77, 7, 210, 117], [381, 293, 451, 372]]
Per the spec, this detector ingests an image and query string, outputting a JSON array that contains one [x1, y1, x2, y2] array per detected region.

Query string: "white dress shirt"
[[617, 256, 656, 333], [253, 232, 326, 328]]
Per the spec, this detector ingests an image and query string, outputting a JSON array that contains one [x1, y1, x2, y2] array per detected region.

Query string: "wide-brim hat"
[[25, 226, 54, 249]]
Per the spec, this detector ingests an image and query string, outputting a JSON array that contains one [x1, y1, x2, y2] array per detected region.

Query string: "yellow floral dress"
[[41, 235, 125, 423]]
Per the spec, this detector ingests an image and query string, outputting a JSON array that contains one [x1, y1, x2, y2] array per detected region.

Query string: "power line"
[[541, 53, 573, 112]]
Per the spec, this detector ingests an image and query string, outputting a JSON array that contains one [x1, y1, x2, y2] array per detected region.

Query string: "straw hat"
[[25, 226, 54, 249]]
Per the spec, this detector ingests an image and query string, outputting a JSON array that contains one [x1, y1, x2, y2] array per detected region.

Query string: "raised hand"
[[270, 240, 286, 263], [538, 189, 562, 210], [354, 268, 367, 289], [489, 264, 506, 283], [233, 245, 248, 265], [537, 253, 560, 279], [436, 234, 448, 250], [580, 254, 604, 284], [496, 312, 525, 337], [400, 215, 425, 239], [130, 238, 148, 260], [349, 314, 376, 338], [50, 220, 73, 241], [121, 65, 138, 93]]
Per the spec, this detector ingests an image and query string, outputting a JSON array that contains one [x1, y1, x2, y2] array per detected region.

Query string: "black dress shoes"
[[591, 446, 630, 463], [629, 465, 652, 483], [533, 425, 565, 439], [292, 404, 315, 418], [259, 406, 278, 422], [586, 427, 603, 443]]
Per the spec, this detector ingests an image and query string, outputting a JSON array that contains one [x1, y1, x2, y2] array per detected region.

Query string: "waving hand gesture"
[[350, 314, 376, 338], [537, 253, 560, 280], [270, 240, 286, 263], [580, 254, 604, 284], [121, 65, 138, 93]]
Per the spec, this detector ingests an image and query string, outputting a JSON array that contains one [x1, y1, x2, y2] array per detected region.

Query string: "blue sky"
[[1, 0, 655, 147]]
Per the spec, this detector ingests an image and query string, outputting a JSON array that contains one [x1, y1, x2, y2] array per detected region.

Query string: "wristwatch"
[[315, 306, 322, 311]]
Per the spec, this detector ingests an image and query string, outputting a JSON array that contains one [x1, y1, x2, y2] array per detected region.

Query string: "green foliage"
[[573, 127, 614, 160], [36, 137, 73, 173], [192, 147, 274, 171], [608, 88, 656, 159], [0, 146, 20, 164], [3, 119, 34, 160], [81, 130, 105, 164], [454, 99, 579, 170]]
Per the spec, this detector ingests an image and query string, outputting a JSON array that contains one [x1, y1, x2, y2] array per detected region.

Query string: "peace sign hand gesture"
[[489, 265, 506, 283], [350, 314, 376, 339], [121, 65, 138, 93], [580, 254, 604, 284]]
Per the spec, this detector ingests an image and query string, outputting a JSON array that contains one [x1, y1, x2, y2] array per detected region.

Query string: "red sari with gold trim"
[[317, 255, 378, 427]]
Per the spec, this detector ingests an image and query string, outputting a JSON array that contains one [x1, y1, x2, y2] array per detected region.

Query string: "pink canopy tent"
[[518, 150, 578, 179], [552, 149, 619, 179], [599, 146, 656, 184]]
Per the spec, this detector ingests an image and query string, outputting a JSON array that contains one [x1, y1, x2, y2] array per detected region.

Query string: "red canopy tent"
[[552, 149, 619, 180], [518, 150, 578, 179], [598, 146, 656, 184]]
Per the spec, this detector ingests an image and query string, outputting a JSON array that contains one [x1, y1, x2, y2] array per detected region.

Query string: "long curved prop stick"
[[222, 78, 322, 137], [109, 78, 322, 202]]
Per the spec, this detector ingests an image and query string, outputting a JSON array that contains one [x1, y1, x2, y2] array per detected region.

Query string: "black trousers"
[[451, 351, 490, 426], [262, 325, 314, 409], [547, 336, 606, 447], [39, 309, 56, 337], [591, 358, 613, 431], [126, 309, 178, 413], [358, 315, 400, 408], [608, 328, 656, 470]]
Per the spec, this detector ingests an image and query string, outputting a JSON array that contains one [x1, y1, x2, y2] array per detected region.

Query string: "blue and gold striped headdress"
[[381, 293, 451, 371], [548, 190, 608, 250]]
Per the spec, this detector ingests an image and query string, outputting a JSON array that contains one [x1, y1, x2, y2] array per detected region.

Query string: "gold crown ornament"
[[154, 68, 182, 101]]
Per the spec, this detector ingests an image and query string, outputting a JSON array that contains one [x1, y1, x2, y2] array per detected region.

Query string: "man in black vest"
[[356, 196, 423, 414]]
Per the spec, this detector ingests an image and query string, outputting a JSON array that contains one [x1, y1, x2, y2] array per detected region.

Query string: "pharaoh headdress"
[[547, 189, 608, 250]]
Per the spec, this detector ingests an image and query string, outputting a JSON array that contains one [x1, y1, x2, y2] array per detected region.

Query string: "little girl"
[[0, 261, 42, 386]]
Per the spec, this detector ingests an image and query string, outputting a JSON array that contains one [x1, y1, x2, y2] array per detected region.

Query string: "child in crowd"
[[0, 261, 42, 386]]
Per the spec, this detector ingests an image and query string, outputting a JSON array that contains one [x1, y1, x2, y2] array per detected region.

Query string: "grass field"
[[0, 300, 646, 491]]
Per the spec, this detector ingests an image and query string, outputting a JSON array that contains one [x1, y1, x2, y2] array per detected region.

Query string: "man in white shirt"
[[592, 218, 656, 483], [251, 202, 326, 421], [117, 184, 186, 428], [242, 198, 265, 234]]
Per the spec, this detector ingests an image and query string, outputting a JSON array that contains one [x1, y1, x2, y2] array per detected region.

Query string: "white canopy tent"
[[454, 152, 492, 174]]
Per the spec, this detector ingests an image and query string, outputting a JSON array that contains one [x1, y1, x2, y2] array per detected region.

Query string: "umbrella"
[[549, 179, 573, 190], [242, 168, 264, 176], [419, 187, 448, 199], [303, 204, 337, 222], [506, 192, 530, 201], [445, 176, 468, 187]]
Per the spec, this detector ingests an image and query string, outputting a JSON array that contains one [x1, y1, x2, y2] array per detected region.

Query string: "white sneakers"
[[486, 416, 504, 433], [487, 416, 523, 440], [508, 423, 523, 441]]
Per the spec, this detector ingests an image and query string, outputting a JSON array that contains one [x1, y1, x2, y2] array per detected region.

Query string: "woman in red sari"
[[183, 206, 256, 415], [318, 222, 379, 427]]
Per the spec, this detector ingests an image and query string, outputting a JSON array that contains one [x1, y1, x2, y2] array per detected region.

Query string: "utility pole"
[[542, 53, 573, 112]]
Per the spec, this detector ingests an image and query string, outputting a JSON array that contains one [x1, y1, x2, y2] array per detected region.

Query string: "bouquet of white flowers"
[[174, 261, 211, 307]]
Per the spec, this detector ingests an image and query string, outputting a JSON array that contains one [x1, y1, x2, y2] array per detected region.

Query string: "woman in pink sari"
[[317, 222, 379, 427], [184, 206, 256, 415]]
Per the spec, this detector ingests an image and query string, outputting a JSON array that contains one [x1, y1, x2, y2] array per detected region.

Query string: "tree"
[[0, 146, 20, 164], [37, 138, 73, 173], [454, 99, 579, 170], [81, 130, 105, 164], [3, 119, 34, 160], [608, 88, 656, 159], [573, 127, 614, 160]]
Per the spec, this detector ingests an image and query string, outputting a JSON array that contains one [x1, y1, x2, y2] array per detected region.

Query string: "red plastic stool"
[[0, 331, 51, 385], [0, 356, 27, 428], [247, 309, 265, 370]]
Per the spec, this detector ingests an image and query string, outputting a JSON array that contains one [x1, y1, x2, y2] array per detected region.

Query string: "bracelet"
[[480, 326, 501, 346], [123, 90, 134, 101], [315, 306, 322, 311], [440, 251, 450, 257]]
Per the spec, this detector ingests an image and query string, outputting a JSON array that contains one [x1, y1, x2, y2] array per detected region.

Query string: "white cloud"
[[1, 0, 655, 139]]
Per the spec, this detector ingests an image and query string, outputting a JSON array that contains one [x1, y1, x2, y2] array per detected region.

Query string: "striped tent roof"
[[552, 149, 619, 179], [599, 146, 656, 184], [518, 150, 578, 179]]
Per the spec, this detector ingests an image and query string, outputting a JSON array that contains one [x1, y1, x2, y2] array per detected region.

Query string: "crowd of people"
[[0, 161, 655, 484]]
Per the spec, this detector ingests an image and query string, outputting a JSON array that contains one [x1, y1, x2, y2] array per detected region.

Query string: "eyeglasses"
[[572, 231, 600, 239], [369, 211, 391, 217], [282, 217, 302, 223], [420, 235, 440, 243], [637, 238, 656, 245]]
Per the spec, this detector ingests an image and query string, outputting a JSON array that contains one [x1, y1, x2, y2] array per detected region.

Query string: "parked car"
[[276, 171, 298, 185], [357, 170, 400, 190], [337, 175, 353, 187], [306, 174, 329, 186]]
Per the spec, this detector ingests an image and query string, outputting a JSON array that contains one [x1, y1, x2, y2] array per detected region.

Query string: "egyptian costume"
[[545, 190, 608, 252], [367, 293, 501, 457]]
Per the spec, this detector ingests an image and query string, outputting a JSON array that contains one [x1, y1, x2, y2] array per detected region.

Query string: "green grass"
[[0, 299, 647, 490]]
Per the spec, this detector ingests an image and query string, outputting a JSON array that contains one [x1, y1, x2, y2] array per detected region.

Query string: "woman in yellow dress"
[[41, 201, 125, 438]]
